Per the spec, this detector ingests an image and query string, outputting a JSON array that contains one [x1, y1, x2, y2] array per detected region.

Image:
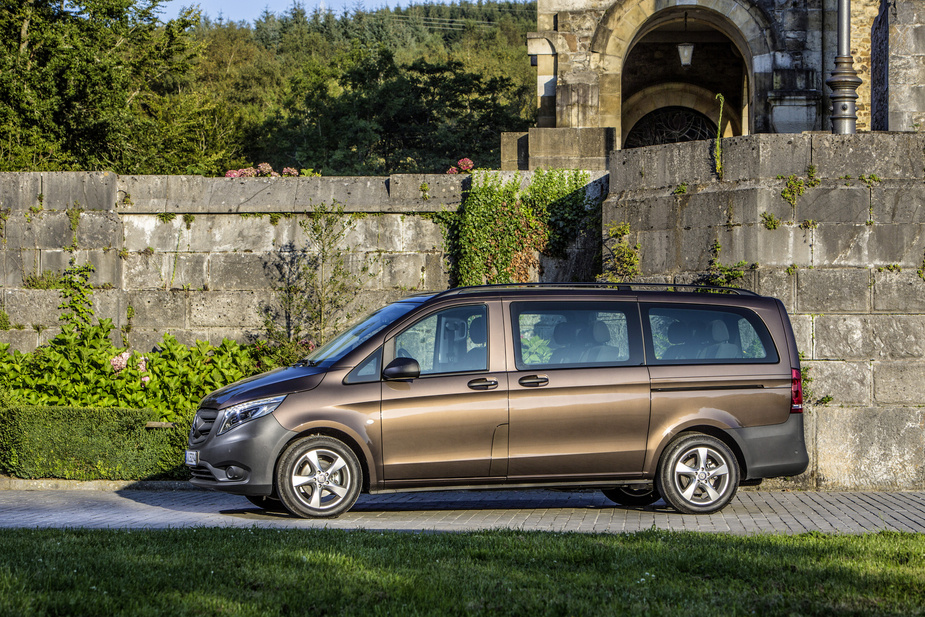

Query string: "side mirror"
[[383, 357, 420, 380]]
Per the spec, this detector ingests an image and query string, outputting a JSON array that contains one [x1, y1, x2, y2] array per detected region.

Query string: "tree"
[[0, 0, 225, 173]]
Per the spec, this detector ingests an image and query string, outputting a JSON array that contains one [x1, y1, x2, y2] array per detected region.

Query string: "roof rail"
[[429, 282, 759, 298]]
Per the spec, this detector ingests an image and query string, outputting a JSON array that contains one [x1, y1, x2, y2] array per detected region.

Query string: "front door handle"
[[468, 377, 499, 390], [518, 375, 549, 387]]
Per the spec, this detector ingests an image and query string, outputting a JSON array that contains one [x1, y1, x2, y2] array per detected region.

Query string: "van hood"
[[199, 365, 327, 410]]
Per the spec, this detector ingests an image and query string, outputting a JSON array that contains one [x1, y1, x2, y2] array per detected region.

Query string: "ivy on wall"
[[434, 169, 599, 287]]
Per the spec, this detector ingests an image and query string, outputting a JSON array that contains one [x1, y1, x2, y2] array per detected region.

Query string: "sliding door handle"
[[518, 375, 549, 387], [468, 378, 499, 390]]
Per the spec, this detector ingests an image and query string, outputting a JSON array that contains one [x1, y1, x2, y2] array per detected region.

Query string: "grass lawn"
[[0, 528, 923, 616]]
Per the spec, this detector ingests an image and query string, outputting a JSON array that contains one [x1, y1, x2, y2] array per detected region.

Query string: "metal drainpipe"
[[825, 0, 862, 133]]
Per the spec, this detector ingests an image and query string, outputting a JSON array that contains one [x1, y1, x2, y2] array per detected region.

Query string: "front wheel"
[[276, 435, 362, 519], [601, 485, 661, 507], [656, 433, 739, 515]]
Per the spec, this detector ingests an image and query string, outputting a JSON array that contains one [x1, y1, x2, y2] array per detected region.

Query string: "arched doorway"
[[621, 11, 749, 148], [623, 106, 716, 148]]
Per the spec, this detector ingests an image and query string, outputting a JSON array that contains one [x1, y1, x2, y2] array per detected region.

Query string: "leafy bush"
[[0, 324, 266, 422], [0, 259, 296, 422], [0, 404, 190, 481]]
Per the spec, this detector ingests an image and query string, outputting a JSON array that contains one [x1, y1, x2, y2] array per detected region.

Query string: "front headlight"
[[217, 395, 287, 435]]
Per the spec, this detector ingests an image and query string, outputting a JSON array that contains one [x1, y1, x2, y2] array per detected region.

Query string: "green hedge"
[[0, 405, 194, 481]]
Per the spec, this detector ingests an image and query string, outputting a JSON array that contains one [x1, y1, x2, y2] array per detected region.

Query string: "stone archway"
[[588, 0, 780, 143]]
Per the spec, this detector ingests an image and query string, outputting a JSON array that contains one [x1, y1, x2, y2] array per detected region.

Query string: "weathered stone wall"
[[0, 172, 608, 353], [871, 0, 925, 131], [605, 132, 925, 490]]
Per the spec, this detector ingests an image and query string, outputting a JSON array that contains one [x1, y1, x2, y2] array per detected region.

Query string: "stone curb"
[[0, 475, 204, 492]]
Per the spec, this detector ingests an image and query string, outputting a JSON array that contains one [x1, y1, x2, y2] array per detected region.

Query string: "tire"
[[656, 433, 740, 515], [244, 495, 289, 513], [601, 485, 661, 507], [276, 435, 362, 519]]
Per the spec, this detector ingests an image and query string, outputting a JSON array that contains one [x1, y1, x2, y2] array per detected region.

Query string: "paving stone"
[[0, 488, 922, 535]]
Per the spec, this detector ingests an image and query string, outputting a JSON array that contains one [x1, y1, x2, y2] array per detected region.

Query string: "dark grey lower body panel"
[[731, 413, 809, 480], [187, 415, 297, 497]]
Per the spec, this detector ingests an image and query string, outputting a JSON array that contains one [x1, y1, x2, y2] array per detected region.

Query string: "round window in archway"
[[623, 106, 717, 149]]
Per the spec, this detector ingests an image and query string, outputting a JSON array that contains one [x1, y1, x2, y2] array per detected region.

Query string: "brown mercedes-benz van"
[[186, 284, 808, 518]]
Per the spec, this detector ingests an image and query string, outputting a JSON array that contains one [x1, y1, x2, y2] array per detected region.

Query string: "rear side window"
[[511, 302, 643, 370], [643, 303, 779, 365]]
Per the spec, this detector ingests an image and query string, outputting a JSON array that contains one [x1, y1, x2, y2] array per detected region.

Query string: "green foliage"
[[699, 240, 750, 289], [799, 219, 818, 230], [155, 212, 177, 224], [672, 183, 688, 195], [799, 351, 814, 403], [0, 404, 188, 480], [859, 173, 882, 189], [0, 262, 269, 420], [761, 212, 781, 230], [781, 174, 806, 208], [806, 165, 820, 188], [0, 0, 242, 175], [601, 222, 640, 283], [520, 336, 551, 364], [451, 169, 597, 286], [22, 269, 63, 289], [3, 1, 537, 175], [918, 251, 925, 281], [0, 309, 10, 331], [182, 213, 195, 229], [878, 264, 902, 273], [0, 327, 261, 421], [261, 201, 373, 352], [2, 528, 925, 615], [786, 264, 798, 276], [57, 260, 95, 329]]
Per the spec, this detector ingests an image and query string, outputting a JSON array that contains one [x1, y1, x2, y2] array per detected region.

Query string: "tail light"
[[791, 368, 803, 413]]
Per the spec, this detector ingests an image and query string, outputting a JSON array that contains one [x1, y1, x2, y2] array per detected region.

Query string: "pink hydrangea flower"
[[225, 170, 240, 178], [447, 167, 459, 174], [110, 351, 130, 373], [457, 158, 474, 172], [282, 167, 298, 177], [257, 162, 273, 175]]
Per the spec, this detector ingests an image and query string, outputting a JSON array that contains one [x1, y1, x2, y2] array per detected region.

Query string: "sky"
[[158, 0, 434, 23]]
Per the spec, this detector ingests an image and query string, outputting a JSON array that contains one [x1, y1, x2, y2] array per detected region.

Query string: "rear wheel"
[[601, 485, 661, 507], [276, 435, 362, 519], [656, 433, 739, 514]]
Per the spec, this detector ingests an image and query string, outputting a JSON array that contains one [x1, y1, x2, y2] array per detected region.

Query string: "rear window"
[[511, 301, 643, 370], [642, 303, 778, 365]]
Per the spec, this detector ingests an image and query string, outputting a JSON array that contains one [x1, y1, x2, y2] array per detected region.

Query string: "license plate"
[[185, 450, 199, 466]]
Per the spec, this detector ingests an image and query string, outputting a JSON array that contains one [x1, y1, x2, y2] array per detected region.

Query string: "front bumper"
[[731, 413, 809, 480], [187, 411, 296, 496]]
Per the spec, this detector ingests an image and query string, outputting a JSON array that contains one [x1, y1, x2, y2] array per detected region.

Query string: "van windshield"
[[299, 301, 420, 368]]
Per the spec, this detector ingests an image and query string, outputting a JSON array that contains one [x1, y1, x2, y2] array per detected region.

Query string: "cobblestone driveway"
[[2, 489, 924, 534]]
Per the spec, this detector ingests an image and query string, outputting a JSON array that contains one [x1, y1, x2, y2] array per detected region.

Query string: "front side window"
[[393, 304, 488, 376], [644, 304, 779, 364], [304, 301, 420, 368], [511, 302, 642, 370]]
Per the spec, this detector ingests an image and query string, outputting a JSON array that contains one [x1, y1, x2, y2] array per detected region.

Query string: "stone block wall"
[[871, 0, 925, 131], [0, 171, 608, 353], [605, 132, 925, 490]]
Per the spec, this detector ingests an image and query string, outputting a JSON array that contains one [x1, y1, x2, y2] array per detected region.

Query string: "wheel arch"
[[277, 426, 375, 493], [651, 424, 748, 481]]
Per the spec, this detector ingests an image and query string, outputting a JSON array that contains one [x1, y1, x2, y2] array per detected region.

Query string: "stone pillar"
[[871, 0, 925, 131], [528, 34, 558, 129]]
